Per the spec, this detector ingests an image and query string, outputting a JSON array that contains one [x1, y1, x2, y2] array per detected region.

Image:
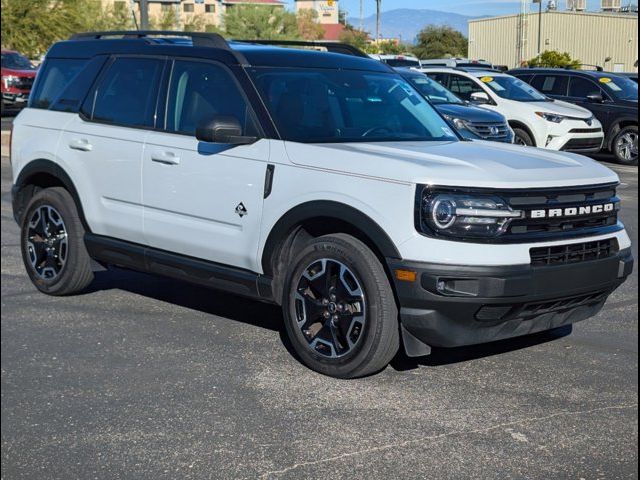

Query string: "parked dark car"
[[510, 68, 638, 165], [1, 50, 38, 114], [619, 72, 638, 84], [398, 68, 514, 144]]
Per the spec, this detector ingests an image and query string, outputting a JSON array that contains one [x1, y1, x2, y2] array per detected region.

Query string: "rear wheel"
[[613, 125, 638, 166], [513, 128, 535, 147], [20, 187, 94, 295], [282, 234, 399, 378]]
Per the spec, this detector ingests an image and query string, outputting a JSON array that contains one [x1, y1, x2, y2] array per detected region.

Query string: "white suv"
[[420, 67, 605, 152], [10, 32, 633, 378]]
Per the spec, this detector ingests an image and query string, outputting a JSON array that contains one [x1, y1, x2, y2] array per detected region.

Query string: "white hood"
[[285, 140, 619, 189]]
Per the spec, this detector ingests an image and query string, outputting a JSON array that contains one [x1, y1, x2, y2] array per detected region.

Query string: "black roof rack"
[[70, 30, 231, 50], [237, 39, 370, 58]]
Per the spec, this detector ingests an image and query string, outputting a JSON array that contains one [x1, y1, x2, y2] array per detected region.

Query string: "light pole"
[[533, 0, 542, 55], [139, 0, 149, 30], [376, 0, 382, 40]]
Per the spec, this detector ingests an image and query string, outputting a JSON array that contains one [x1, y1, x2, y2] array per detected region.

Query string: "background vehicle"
[[420, 58, 494, 69], [369, 54, 421, 68], [619, 72, 638, 84], [398, 68, 514, 143], [421, 67, 605, 153], [10, 32, 633, 379], [510, 68, 638, 165], [1, 50, 37, 114]]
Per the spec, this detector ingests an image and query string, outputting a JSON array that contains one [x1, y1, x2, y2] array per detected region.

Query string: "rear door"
[[141, 58, 269, 271], [566, 76, 612, 130], [529, 74, 570, 100], [59, 56, 165, 244]]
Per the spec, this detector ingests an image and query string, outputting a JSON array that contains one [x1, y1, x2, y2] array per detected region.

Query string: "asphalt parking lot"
[[1, 116, 638, 478]]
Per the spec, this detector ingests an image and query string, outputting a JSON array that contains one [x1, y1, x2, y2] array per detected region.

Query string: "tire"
[[513, 128, 535, 147], [612, 125, 638, 166], [282, 233, 399, 378], [20, 187, 94, 295]]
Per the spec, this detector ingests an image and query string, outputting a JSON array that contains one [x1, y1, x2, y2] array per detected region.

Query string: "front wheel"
[[282, 234, 399, 378], [513, 128, 535, 147], [613, 125, 638, 166]]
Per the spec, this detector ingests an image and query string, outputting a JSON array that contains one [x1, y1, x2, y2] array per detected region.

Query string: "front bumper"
[[388, 248, 633, 352], [1, 90, 30, 108], [541, 119, 604, 152]]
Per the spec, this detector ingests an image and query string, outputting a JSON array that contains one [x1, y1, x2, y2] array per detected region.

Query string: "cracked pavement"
[[1, 154, 638, 479]]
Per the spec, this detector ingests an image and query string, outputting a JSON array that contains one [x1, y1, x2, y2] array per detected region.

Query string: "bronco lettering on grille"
[[530, 203, 615, 219]]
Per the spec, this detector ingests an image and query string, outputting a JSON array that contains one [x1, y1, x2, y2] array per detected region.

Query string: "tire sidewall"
[[513, 128, 534, 147], [20, 188, 83, 294], [282, 237, 389, 378]]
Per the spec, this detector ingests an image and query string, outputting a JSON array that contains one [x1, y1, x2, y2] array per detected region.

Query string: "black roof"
[[48, 31, 391, 73], [508, 67, 631, 80]]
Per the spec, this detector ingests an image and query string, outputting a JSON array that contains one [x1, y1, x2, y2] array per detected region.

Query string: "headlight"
[[2, 75, 20, 88], [418, 189, 524, 239], [535, 112, 566, 123], [443, 115, 468, 131]]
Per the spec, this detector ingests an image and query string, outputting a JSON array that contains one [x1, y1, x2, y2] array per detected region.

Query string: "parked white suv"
[[10, 32, 633, 378], [421, 68, 605, 152]]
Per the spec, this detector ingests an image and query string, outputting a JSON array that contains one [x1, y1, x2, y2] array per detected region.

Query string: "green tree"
[[339, 28, 370, 52], [413, 25, 468, 60], [151, 6, 178, 31], [527, 50, 581, 68], [296, 9, 324, 41], [223, 5, 300, 40], [367, 40, 410, 55], [183, 13, 207, 32]]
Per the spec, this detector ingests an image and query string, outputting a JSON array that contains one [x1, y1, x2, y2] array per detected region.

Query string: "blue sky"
[[284, 0, 635, 18]]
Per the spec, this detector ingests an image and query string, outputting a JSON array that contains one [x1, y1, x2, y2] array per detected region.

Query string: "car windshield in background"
[[479, 75, 547, 101], [600, 76, 638, 101], [249, 68, 459, 144], [384, 59, 421, 68], [1, 52, 35, 70], [404, 74, 464, 105]]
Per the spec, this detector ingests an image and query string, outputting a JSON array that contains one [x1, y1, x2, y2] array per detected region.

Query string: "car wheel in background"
[[513, 128, 535, 147], [613, 126, 638, 166]]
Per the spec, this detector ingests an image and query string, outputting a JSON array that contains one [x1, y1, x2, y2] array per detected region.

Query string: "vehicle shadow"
[[86, 267, 574, 371]]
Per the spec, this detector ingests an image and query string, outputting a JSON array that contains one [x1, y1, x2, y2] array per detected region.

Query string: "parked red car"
[[1, 50, 38, 114]]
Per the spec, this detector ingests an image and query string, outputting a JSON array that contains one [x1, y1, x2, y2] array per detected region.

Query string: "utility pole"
[[376, 0, 381, 40], [533, 0, 542, 54], [139, 0, 149, 30]]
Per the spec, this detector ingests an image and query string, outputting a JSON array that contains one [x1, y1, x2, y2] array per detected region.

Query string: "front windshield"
[[1, 52, 35, 70], [600, 76, 638, 101], [478, 74, 547, 101], [249, 68, 459, 143], [404, 74, 464, 105]]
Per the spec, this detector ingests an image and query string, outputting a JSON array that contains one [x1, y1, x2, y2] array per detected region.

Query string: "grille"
[[475, 290, 609, 322], [466, 122, 510, 139], [530, 238, 619, 266], [14, 77, 34, 90], [569, 128, 602, 134], [561, 137, 603, 151], [504, 183, 620, 240]]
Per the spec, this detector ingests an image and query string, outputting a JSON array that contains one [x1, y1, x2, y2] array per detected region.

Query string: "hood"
[[435, 103, 506, 123], [616, 99, 639, 111], [1, 67, 37, 77], [285, 140, 619, 189], [516, 98, 593, 118]]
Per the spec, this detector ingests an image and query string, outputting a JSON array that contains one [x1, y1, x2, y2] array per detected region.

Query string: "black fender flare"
[[13, 159, 89, 230], [261, 200, 402, 275], [606, 117, 638, 151]]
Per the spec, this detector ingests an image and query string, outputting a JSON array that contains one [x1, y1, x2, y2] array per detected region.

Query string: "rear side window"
[[448, 75, 484, 101], [89, 57, 164, 128], [165, 60, 258, 136], [531, 75, 569, 96], [29, 59, 87, 109], [568, 77, 601, 98]]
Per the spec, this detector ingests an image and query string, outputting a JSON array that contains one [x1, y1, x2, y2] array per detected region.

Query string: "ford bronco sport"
[[11, 32, 634, 378]]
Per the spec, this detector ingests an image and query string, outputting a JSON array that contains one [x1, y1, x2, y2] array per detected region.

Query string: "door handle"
[[69, 138, 93, 152], [151, 151, 181, 165]]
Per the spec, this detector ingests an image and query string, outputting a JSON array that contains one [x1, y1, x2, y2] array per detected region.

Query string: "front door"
[[142, 59, 269, 272]]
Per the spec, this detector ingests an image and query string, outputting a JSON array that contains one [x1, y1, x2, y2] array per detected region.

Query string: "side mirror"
[[586, 93, 604, 103], [470, 91, 491, 105], [195, 116, 258, 145]]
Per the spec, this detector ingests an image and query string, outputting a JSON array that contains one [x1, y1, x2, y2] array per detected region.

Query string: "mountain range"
[[348, 8, 483, 43]]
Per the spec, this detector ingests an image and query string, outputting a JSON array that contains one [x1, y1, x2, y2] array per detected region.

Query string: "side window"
[[91, 57, 164, 128], [568, 77, 601, 98], [165, 60, 258, 136], [448, 75, 484, 101], [426, 73, 449, 88], [531, 75, 569, 96], [29, 59, 87, 109]]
